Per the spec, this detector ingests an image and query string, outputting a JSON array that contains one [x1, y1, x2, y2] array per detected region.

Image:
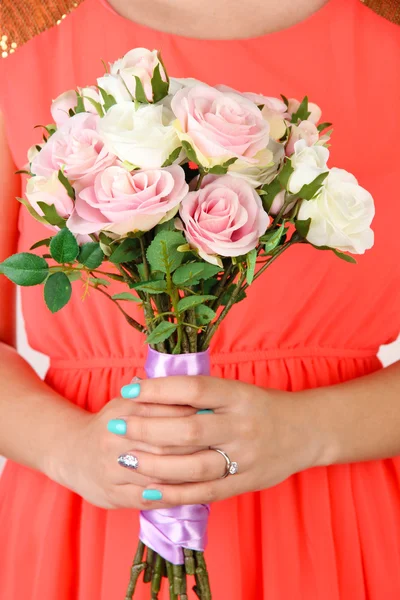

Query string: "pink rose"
[[243, 93, 288, 140], [25, 172, 74, 225], [287, 98, 322, 125], [286, 120, 319, 156], [179, 174, 269, 264], [110, 48, 167, 102], [31, 113, 116, 192], [67, 165, 189, 236], [171, 84, 270, 169], [51, 88, 100, 126]]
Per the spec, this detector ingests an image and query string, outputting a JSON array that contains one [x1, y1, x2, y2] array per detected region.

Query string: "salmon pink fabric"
[[1, 0, 400, 598]]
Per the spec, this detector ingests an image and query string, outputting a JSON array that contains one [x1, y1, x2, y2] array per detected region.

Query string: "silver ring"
[[211, 448, 238, 478]]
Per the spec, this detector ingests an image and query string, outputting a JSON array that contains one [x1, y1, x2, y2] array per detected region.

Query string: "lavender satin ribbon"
[[140, 348, 211, 565]]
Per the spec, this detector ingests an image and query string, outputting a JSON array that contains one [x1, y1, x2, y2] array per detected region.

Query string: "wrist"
[[297, 387, 340, 468], [42, 402, 92, 486]]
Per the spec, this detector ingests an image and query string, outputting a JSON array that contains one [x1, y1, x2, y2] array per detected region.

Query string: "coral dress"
[[1, 0, 400, 598]]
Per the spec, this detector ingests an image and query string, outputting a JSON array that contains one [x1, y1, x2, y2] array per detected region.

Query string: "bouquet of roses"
[[0, 48, 375, 600]]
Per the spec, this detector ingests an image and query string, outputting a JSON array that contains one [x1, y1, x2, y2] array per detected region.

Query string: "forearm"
[[307, 361, 400, 466], [0, 342, 89, 476]]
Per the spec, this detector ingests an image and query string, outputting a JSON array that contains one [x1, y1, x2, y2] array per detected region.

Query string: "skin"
[[1, 0, 400, 514]]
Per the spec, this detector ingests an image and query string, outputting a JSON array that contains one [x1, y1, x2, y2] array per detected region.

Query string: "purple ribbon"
[[140, 348, 211, 565]]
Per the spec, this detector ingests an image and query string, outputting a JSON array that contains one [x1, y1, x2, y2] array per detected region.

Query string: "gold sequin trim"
[[1, 0, 84, 57]]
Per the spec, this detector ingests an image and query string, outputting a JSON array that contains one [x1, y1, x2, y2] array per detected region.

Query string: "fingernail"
[[197, 409, 214, 415], [121, 383, 141, 399], [118, 454, 139, 470], [107, 419, 127, 435], [142, 489, 163, 501]]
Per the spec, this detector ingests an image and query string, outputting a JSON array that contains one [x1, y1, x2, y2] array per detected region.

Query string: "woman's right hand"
[[47, 395, 197, 510]]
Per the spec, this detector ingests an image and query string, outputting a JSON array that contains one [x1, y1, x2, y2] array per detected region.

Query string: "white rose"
[[297, 167, 375, 254], [288, 139, 329, 194], [97, 75, 132, 105], [168, 77, 205, 95], [110, 48, 167, 102], [228, 140, 285, 188], [98, 102, 181, 168]]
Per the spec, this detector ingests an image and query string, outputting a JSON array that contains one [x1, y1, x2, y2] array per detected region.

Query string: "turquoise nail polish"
[[107, 419, 127, 435], [142, 489, 163, 501], [197, 409, 214, 415], [121, 383, 141, 399]]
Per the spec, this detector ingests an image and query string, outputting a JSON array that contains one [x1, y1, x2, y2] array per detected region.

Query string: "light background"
[[1, 297, 399, 474]]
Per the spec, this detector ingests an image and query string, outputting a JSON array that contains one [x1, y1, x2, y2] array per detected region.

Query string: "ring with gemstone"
[[211, 448, 238, 478]]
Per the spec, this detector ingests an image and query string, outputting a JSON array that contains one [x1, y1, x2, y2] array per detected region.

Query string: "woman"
[[1, 0, 400, 598]]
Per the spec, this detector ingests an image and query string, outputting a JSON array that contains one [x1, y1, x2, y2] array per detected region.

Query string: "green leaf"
[[181, 141, 200, 165], [34, 124, 57, 136], [98, 86, 117, 111], [220, 285, 246, 306], [146, 231, 187, 274], [15, 169, 32, 176], [278, 160, 294, 189], [134, 76, 149, 104], [37, 202, 67, 228], [260, 179, 282, 212], [177, 295, 216, 313], [112, 292, 141, 302], [298, 172, 328, 200], [89, 277, 111, 286], [109, 238, 141, 264], [83, 95, 104, 117], [50, 228, 79, 263], [281, 94, 289, 108], [317, 122, 332, 132], [295, 218, 312, 238], [202, 277, 218, 295], [67, 270, 82, 282], [98, 232, 114, 257], [172, 262, 221, 287], [58, 170, 75, 200], [208, 158, 238, 175], [74, 95, 86, 114], [0, 253, 49, 286], [151, 63, 170, 103], [132, 279, 168, 294], [146, 321, 178, 345], [261, 224, 286, 254], [290, 96, 311, 123], [17, 197, 49, 226], [30, 238, 52, 251], [155, 219, 177, 235], [332, 249, 357, 263], [78, 242, 105, 269], [195, 304, 216, 325], [161, 146, 182, 167], [246, 249, 257, 285], [44, 272, 72, 313]]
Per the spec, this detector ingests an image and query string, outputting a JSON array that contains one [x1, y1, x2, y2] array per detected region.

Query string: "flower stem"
[[124, 541, 146, 600], [194, 552, 212, 600], [93, 285, 146, 334], [201, 271, 246, 350], [151, 553, 164, 599], [243, 239, 298, 290]]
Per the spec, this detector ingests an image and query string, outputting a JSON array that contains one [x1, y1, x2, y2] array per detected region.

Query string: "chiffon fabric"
[[1, 0, 400, 598]]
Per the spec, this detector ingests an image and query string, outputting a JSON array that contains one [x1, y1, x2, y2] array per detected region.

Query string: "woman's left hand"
[[114, 376, 331, 506]]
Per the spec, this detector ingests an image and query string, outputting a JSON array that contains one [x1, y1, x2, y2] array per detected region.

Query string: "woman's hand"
[[47, 392, 197, 510], [109, 376, 331, 506]]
